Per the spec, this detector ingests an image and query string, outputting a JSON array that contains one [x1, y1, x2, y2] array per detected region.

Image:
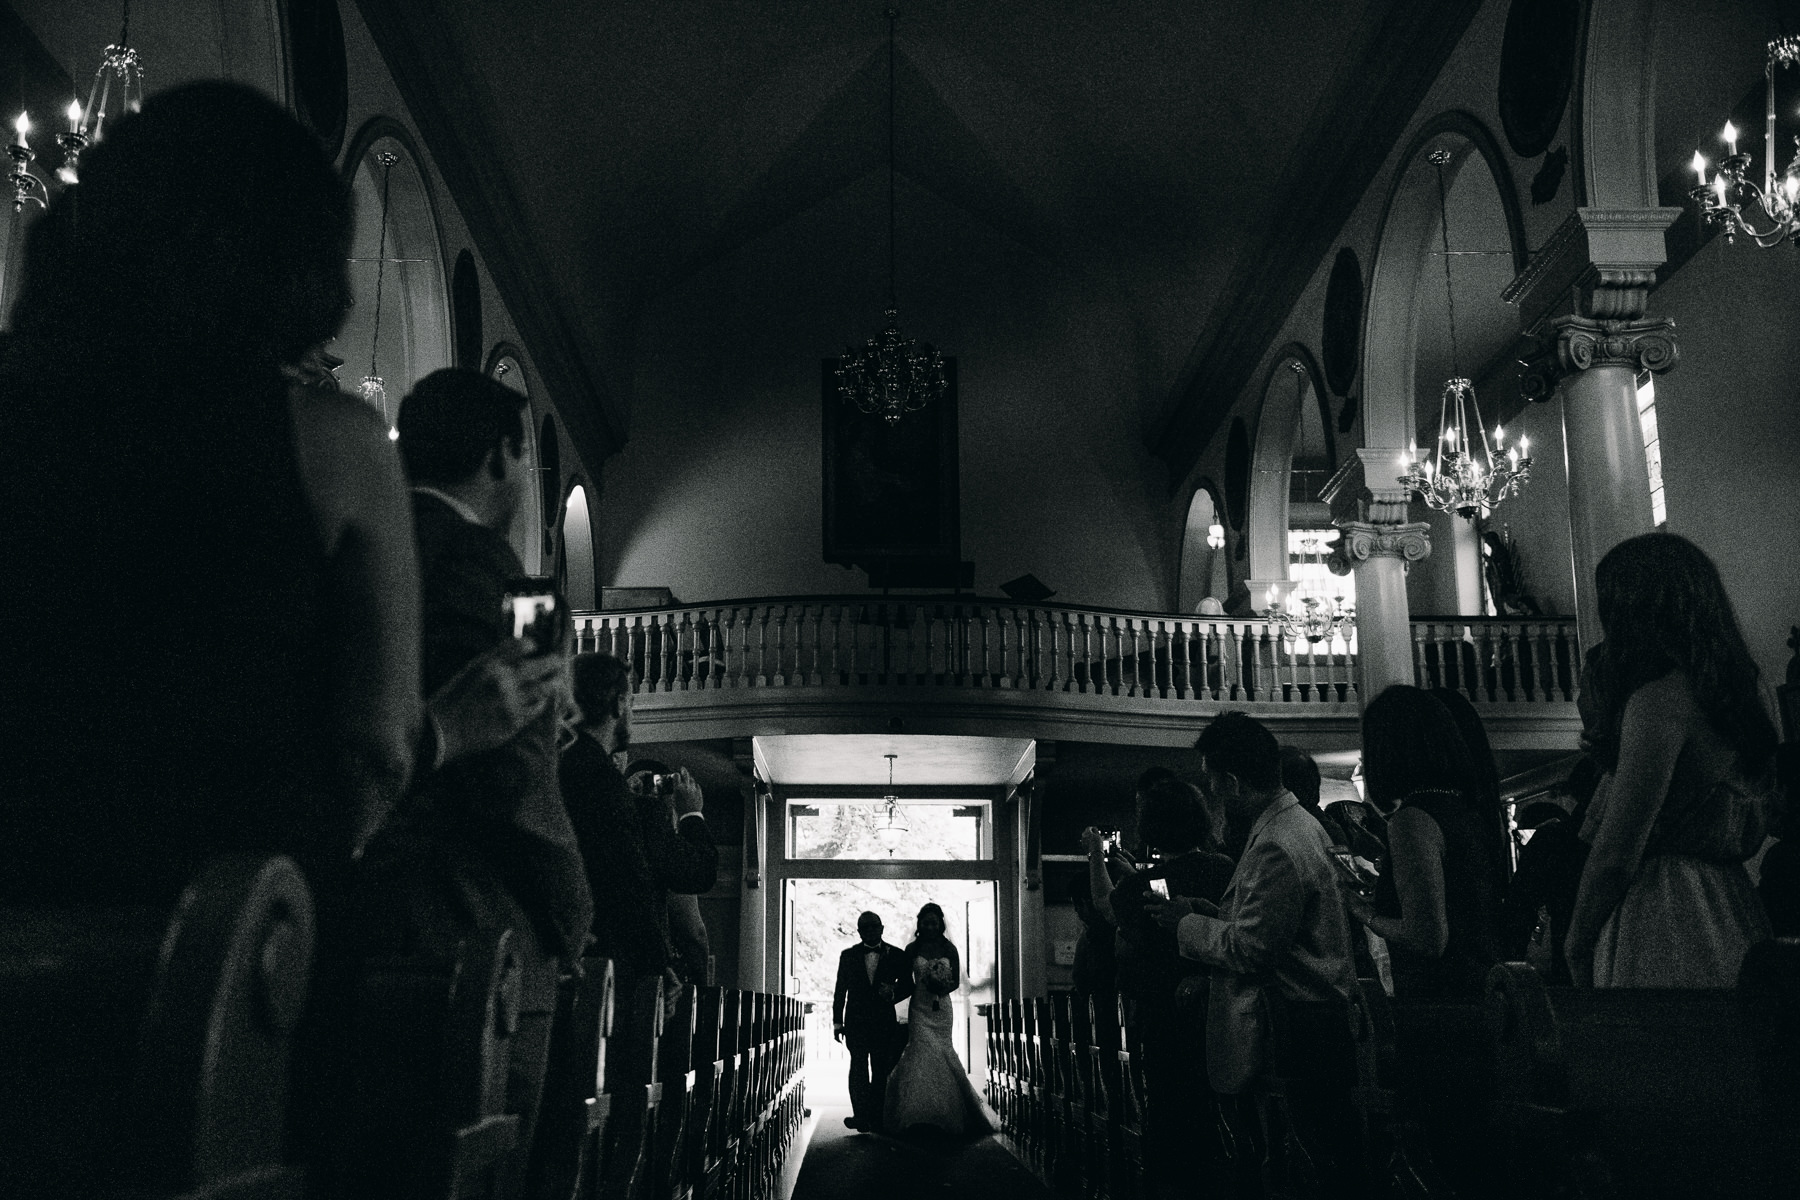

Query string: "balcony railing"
[[570, 597, 1580, 711]]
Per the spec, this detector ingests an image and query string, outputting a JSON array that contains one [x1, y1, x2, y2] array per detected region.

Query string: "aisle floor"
[[788, 1105, 1049, 1200]]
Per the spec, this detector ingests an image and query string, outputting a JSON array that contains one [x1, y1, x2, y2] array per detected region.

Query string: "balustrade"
[[573, 597, 1579, 711]]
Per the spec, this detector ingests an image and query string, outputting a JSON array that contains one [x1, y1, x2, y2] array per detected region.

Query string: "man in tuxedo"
[[832, 911, 911, 1131]]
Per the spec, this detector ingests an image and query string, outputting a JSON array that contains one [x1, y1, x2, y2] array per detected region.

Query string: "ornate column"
[[1324, 448, 1431, 704], [1510, 207, 1682, 650]]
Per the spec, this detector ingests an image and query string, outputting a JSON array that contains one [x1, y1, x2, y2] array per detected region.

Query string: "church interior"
[[2, 0, 1798, 1197]]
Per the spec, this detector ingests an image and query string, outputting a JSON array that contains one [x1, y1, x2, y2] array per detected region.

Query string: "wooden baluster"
[[661, 615, 677, 692], [1524, 620, 1547, 702], [976, 608, 991, 686], [1535, 621, 1555, 702], [1016, 606, 1031, 688], [811, 604, 825, 687], [1249, 621, 1269, 703], [999, 608, 1016, 689], [1410, 620, 1429, 690], [1157, 619, 1173, 699], [771, 604, 788, 687], [1044, 611, 1063, 693], [749, 606, 765, 687], [924, 605, 938, 685], [1497, 621, 1517, 703], [677, 611, 693, 690], [1172, 620, 1191, 700], [956, 604, 971, 686], [1119, 618, 1136, 698]]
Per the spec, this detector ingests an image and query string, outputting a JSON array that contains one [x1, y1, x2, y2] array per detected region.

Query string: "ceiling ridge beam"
[[351, 0, 624, 464], [1150, 0, 1485, 490]]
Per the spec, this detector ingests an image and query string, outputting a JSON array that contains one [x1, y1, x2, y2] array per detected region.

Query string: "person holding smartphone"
[[1104, 778, 1235, 1197]]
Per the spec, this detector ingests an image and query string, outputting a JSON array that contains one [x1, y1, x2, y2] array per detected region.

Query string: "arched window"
[[1177, 486, 1228, 614], [335, 126, 450, 434], [487, 346, 542, 574], [563, 483, 597, 610]]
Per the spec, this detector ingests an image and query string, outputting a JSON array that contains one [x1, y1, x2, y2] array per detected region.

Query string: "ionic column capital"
[[1519, 314, 1679, 402], [1329, 521, 1432, 573]]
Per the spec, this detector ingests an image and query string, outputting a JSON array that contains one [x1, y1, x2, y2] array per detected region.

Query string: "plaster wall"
[[600, 171, 1170, 609], [1649, 242, 1800, 690]]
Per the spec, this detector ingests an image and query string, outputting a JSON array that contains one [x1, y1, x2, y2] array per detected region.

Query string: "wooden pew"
[[342, 925, 526, 1199], [658, 983, 700, 1200], [600, 974, 666, 1200], [524, 956, 615, 1200], [1, 853, 314, 1200], [1486, 959, 1786, 1198]]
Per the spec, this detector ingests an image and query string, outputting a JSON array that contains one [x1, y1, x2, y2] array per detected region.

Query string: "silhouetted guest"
[[1110, 778, 1235, 1199], [0, 81, 420, 906], [1758, 744, 1800, 938], [360, 368, 592, 973], [620, 754, 719, 978], [1432, 687, 1512, 890], [1282, 744, 1353, 848], [1343, 685, 1504, 999], [1150, 712, 1364, 1197], [1569, 534, 1779, 988], [1500, 759, 1601, 984], [1066, 871, 1117, 997]]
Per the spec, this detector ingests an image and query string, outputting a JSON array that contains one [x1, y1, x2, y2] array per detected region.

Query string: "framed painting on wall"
[[821, 358, 960, 570]]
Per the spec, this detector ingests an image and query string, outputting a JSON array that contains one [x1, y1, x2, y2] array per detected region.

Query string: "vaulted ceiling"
[[359, 0, 1481, 476]]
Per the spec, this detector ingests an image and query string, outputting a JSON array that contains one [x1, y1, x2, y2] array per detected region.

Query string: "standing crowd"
[[1074, 533, 1791, 1199], [1, 82, 718, 1196]]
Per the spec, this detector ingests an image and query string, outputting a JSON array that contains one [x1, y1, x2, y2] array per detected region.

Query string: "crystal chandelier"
[[7, 113, 48, 213], [1689, 36, 1800, 248], [359, 150, 401, 438], [1260, 535, 1354, 646], [1206, 522, 1225, 550], [835, 6, 947, 427], [55, 1, 146, 187], [875, 754, 910, 857], [1399, 149, 1531, 520]]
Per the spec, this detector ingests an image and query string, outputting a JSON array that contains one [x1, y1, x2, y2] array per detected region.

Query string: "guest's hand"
[[1081, 826, 1106, 857], [671, 767, 704, 816], [429, 639, 566, 766], [1147, 896, 1209, 930], [1339, 882, 1377, 928], [833, 1022, 845, 1043]]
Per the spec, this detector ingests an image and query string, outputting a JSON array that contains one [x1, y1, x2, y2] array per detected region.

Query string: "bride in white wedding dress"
[[882, 903, 996, 1137]]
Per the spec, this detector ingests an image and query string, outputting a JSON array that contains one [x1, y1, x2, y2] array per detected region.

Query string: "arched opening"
[[563, 482, 596, 610], [1364, 115, 1536, 618], [487, 347, 541, 575], [1247, 348, 1336, 584], [336, 125, 450, 435], [1176, 484, 1228, 614]]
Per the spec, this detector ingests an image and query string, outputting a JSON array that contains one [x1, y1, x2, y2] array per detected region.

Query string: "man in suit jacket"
[[366, 368, 592, 966], [562, 655, 718, 986], [832, 911, 911, 1131], [1150, 712, 1363, 1194]]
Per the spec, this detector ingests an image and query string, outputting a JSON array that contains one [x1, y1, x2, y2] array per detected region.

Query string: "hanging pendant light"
[[56, 1, 145, 187], [835, 6, 947, 426], [875, 753, 910, 857], [1398, 149, 1531, 520], [359, 150, 401, 439]]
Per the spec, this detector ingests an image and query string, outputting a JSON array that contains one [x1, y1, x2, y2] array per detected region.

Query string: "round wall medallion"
[[1224, 416, 1251, 532], [452, 250, 482, 369], [1321, 248, 1363, 397], [1497, 0, 1580, 159], [285, 0, 348, 159]]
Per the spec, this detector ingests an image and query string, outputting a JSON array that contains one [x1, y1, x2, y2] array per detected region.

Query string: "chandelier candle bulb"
[[1724, 121, 1739, 156], [1693, 151, 1708, 184], [66, 102, 80, 133], [12, 112, 28, 148]]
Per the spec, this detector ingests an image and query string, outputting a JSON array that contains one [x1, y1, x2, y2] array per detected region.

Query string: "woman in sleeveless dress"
[[1346, 685, 1504, 999], [1567, 534, 1779, 989], [883, 903, 996, 1136]]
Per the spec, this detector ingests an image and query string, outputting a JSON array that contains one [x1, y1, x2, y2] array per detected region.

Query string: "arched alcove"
[[1246, 346, 1335, 586], [1176, 483, 1229, 613], [563, 482, 597, 610], [486, 344, 541, 574], [336, 122, 451, 433], [284, 0, 348, 159], [1364, 113, 1531, 616]]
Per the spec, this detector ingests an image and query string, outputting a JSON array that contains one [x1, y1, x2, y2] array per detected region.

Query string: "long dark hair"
[[1430, 688, 1509, 880], [1595, 533, 1777, 771], [911, 902, 949, 946], [1361, 685, 1478, 816]]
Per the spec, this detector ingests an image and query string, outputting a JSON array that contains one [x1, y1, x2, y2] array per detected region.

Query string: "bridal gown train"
[[882, 955, 995, 1136]]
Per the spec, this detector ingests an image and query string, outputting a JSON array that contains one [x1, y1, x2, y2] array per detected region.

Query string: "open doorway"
[[786, 878, 997, 1103]]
